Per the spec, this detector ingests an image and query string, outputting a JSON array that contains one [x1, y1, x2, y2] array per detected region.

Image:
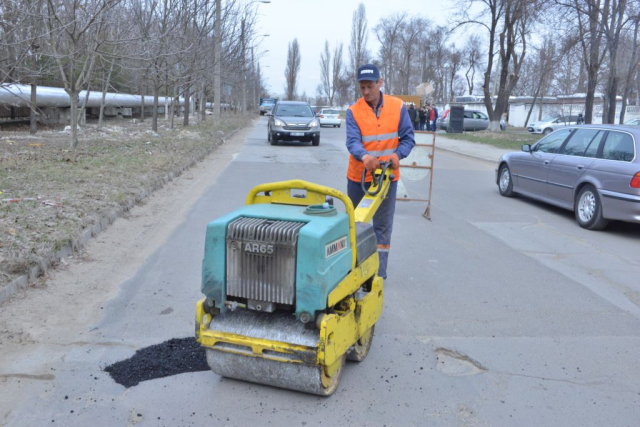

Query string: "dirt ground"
[[0, 123, 251, 416], [0, 113, 250, 291]]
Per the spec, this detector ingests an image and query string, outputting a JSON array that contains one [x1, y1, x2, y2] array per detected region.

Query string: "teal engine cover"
[[201, 203, 352, 319]]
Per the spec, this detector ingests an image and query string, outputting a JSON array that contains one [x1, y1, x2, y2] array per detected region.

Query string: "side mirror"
[[266, 113, 272, 117], [521, 144, 531, 152]]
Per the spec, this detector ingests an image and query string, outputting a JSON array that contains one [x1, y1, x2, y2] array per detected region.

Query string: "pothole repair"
[[104, 337, 209, 387], [434, 348, 487, 376]]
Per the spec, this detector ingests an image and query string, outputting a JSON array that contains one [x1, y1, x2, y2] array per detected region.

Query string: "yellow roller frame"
[[195, 274, 383, 367]]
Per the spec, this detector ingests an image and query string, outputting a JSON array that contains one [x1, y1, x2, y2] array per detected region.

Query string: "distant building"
[[443, 94, 639, 127]]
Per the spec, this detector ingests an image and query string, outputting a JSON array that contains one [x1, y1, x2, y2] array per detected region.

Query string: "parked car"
[[624, 118, 640, 126], [439, 109, 490, 132], [259, 101, 275, 116], [527, 115, 580, 134], [496, 125, 640, 230], [318, 108, 341, 127], [267, 101, 320, 146]]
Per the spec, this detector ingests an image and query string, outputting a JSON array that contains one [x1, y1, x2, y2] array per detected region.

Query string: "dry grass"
[[0, 113, 250, 288], [440, 128, 543, 150]]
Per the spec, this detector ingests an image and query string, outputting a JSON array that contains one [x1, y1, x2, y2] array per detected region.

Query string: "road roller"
[[195, 164, 394, 396]]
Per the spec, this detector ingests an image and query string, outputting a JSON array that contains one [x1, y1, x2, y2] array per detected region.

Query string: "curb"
[[0, 124, 245, 305]]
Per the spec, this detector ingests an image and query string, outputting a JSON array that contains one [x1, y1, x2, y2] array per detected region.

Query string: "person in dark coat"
[[419, 106, 427, 131], [408, 104, 418, 130]]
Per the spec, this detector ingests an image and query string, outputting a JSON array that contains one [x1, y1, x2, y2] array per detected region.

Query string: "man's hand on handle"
[[362, 154, 380, 172], [388, 153, 400, 170], [363, 153, 400, 171]]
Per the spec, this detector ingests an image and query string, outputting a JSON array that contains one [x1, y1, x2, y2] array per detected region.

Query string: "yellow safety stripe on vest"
[[361, 132, 399, 143]]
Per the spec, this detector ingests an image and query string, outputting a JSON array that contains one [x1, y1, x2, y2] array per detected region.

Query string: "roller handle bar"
[[361, 162, 395, 196]]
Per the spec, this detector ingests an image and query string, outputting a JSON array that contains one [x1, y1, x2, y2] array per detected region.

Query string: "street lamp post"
[[213, 0, 222, 122]]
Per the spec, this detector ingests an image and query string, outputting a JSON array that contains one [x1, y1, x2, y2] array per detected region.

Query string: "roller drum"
[[205, 309, 344, 396]]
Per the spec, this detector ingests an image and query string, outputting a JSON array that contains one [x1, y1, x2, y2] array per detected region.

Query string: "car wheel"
[[270, 131, 278, 146], [498, 164, 515, 197], [338, 124, 341, 128], [575, 185, 608, 230], [543, 128, 553, 135], [312, 135, 320, 146]]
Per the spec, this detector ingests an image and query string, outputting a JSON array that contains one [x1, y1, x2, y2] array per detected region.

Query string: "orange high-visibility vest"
[[347, 94, 403, 182]]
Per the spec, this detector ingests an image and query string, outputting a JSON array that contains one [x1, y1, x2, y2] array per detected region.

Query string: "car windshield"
[[540, 116, 559, 122], [276, 104, 313, 117], [322, 109, 338, 114]]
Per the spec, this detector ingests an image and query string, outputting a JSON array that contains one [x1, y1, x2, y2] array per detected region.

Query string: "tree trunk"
[[152, 85, 159, 132], [98, 61, 114, 130], [70, 91, 79, 149], [200, 85, 206, 122], [584, 71, 598, 124], [30, 84, 37, 135], [183, 86, 190, 127], [606, 76, 618, 124], [141, 83, 145, 123], [525, 83, 542, 127]]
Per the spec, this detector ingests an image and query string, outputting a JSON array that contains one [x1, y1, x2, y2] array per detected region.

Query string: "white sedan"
[[318, 108, 341, 127]]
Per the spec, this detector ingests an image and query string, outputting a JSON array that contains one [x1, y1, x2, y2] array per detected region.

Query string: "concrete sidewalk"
[[434, 133, 515, 163]]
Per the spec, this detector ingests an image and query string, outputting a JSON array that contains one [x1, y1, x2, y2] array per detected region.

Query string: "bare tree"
[[456, 0, 538, 131], [398, 17, 426, 95], [448, 47, 463, 101], [349, 3, 369, 101], [619, 8, 640, 123], [463, 35, 483, 94], [284, 38, 300, 100], [319, 41, 331, 104], [331, 42, 344, 106], [524, 38, 557, 125], [374, 12, 407, 96]]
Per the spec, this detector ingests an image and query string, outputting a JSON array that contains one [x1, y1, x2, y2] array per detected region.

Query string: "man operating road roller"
[[345, 63, 415, 280]]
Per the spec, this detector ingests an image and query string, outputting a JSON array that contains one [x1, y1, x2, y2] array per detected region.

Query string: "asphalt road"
[[2, 117, 640, 426]]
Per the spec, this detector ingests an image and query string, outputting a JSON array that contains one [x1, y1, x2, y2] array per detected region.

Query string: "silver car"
[[267, 101, 320, 146], [439, 109, 490, 132], [496, 125, 640, 230], [527, 115, 580, 134]]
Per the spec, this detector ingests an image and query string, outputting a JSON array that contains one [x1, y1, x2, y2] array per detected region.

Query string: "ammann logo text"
[[325, 236, 347, 258], [360, 69, 374, 74]]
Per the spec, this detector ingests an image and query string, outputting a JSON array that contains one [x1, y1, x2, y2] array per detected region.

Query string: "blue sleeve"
[[346, 109, 368, 161], [395, 105, 415, 160]]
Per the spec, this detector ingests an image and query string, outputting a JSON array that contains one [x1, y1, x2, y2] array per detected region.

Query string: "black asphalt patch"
[[104, 337, 209, 388]]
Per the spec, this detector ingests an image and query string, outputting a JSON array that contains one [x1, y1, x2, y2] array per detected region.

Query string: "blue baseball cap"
[[357, 64, 380, 81]]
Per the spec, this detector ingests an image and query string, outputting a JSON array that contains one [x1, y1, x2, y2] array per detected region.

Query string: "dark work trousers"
[[347, 179, 398, 280], [419, 120, 426, 130]]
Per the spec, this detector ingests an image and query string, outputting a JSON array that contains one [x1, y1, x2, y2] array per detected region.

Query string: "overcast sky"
[[254, 0, 457, 98]]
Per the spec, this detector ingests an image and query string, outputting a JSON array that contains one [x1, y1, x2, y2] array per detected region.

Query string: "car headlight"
[[309, 119, 319, 127], [274, 119, 284, 127]]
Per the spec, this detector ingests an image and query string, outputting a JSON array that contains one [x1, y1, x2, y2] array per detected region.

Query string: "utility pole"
[[213, 0, 222, 121], [241, 17, 246, 113], [251, 47, 256, 111]]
